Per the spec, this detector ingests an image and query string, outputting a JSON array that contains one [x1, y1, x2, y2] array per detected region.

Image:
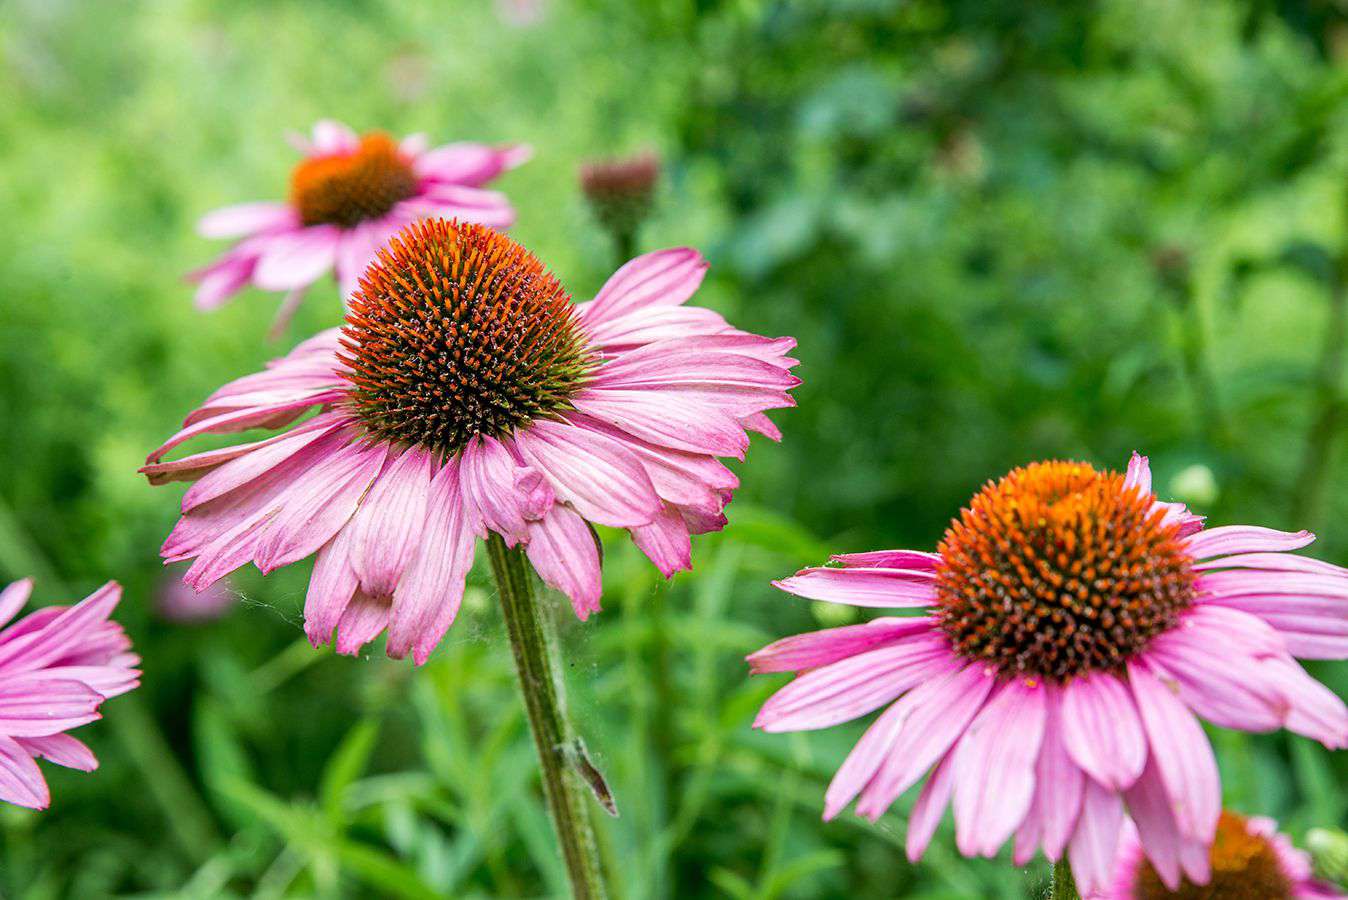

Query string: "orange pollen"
[[289, 133, 418, 228], [935, 460, 1196, 681], [1136, 812, 1293, 899], [338, 219, 595, 455]]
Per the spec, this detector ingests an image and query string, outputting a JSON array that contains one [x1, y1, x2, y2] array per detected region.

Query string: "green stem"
[[1050, 858, 1081, 900], [1168, 288, 1228, 446], [614, 228, 637, 268], [485, 534, 608, 899], [1291, 268, 1348, 529]]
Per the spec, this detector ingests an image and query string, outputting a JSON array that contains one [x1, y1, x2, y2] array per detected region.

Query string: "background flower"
[[1095, 811, 1345, 899], [0, 579, 140, 810], [750, 454, 1348, 893], [189, 120, 529, 332]]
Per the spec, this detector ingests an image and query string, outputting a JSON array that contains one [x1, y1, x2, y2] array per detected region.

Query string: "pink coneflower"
[[0, 579, 140, 810], [1096, 811, 1345, 898], [189, 120, 529, 332], [749, 455, 1348, 894], [145, 219, 798, 664]]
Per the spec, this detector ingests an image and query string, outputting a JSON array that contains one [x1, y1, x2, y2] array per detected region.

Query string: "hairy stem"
[[1050, 858, 1081, 900], [486, 533, 608, 899]]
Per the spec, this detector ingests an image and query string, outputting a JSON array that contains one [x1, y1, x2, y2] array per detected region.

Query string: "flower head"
[[748, 453, 1348, 894], [189, 120, 530, 333], [146, 220, 798, 664], [579, 151, 660, 239], [0, 579, 140, 809], [1097, 811, 1345, 898]]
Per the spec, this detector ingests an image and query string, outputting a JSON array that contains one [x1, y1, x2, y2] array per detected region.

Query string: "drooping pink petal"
[[906, 751, 956, 862], [952, 679, 1047, 857], [773, 566, 937, 609], [458, 435, 533, 545], [1013, 687, 1084, 864], [304, 527, 359, 649], [1122, 757, 1209, 890], [0, 676, 104, 736], [851, 663, 997, 821], [630, 506, 692, 577], [0, 735, 49, 809], [413, 142, 530, 186], [515, 420, 661, 528], [334, 592, 392, 656], [15, 734, 97, 772], [388, 461, 478, 665], [1060, 672, 1147, 791], [346, 448, 435, 597], [572, 388, 750, 458], [524, 504, 603, 619], [829, 549, 942, 570], [1068, 778, 1124, 896], [1127, 660, 1220, 844]]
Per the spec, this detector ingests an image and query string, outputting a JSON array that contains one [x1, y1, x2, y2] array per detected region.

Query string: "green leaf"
[[319, 717, 381, 825]]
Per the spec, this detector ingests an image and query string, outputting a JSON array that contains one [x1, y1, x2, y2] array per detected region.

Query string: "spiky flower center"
[[934, 460, 1195, 681], [290, 133, 418, 228], [1137, 812, 1292, 899], [339, 219, 595, 455]]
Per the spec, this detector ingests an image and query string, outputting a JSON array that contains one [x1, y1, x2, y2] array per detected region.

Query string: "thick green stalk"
[[1050, 858, 1081, 900], [485, 534, 608, 899]]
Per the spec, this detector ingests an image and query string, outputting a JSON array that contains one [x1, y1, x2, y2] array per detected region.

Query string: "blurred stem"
[[486, 534, 608, 900], [1050, 858, 1080, 899], [614, 227, 637, 267], [1168, 289, 1228, 445], [1291, 262, 1348, 529], [0, 498, 220, 862]]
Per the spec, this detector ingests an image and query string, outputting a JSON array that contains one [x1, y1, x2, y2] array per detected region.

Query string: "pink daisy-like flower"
[[748, 455, 1348, 894], [0, 579, 140, 810], [1095, 811, 1345, 898], [145, 219, 798, 665], [189, 120, 530, 332], [157, 565, 235, 624]]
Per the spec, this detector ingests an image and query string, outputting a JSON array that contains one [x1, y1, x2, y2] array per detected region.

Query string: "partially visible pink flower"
[[189, 120, 530, 333], [146, 219, 798, 665], [157, 565, 235, 623], [748, 455, 1348, 894], [0, 579, 140, 810], [1095, 811, 1345, 898]]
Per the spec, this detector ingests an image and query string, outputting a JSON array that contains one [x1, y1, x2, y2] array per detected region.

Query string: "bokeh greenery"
[[5, 0, 1348, 896]]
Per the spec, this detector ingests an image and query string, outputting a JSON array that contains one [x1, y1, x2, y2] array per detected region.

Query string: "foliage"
[[3, 0, 1348, 896]]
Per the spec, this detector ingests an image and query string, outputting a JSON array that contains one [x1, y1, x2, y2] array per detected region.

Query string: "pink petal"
[[1060, 672, 1147, 791], [0, 675, 103, 736], [1123, 452, 1152, 493], [0, 735, 49, 809], [953, 679, 1047, 857], [516, 420, 661, 528], [754, 635, 954, 732], [1184, 525, 1315, 559], [851, 662, 997, 821], [15, 734, 97, 772], [0, 580, 33, 630], [1067, 778, 1123, 896], [458, 435, 532, 545], [413, 142, 530, 186], [1127, 660, 1220, 843], [747, 617, 935, 674], [906, 751, 956, 862], [388, 461, 478, 665], [310, 120, 359, 154], [773, 566, 936, 609], [1013, 687, 1084, 864], [1121, 757, 1206, 891], [631, 506, 692, 577], [304, 527, 359, 649], [334, 592, 391, 656], [584, 248, 709, 327], [524, 505, 603, 619], [346, 448, 435, 597], [572, 388, 749, 458], [198, 202, 297, 239], [0, 582, 122, 673], [253, 226, 341, 291], [830, 549, 941, 570]]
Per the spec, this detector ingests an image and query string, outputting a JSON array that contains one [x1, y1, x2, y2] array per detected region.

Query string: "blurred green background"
[[5, 0, 1348, 896]]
